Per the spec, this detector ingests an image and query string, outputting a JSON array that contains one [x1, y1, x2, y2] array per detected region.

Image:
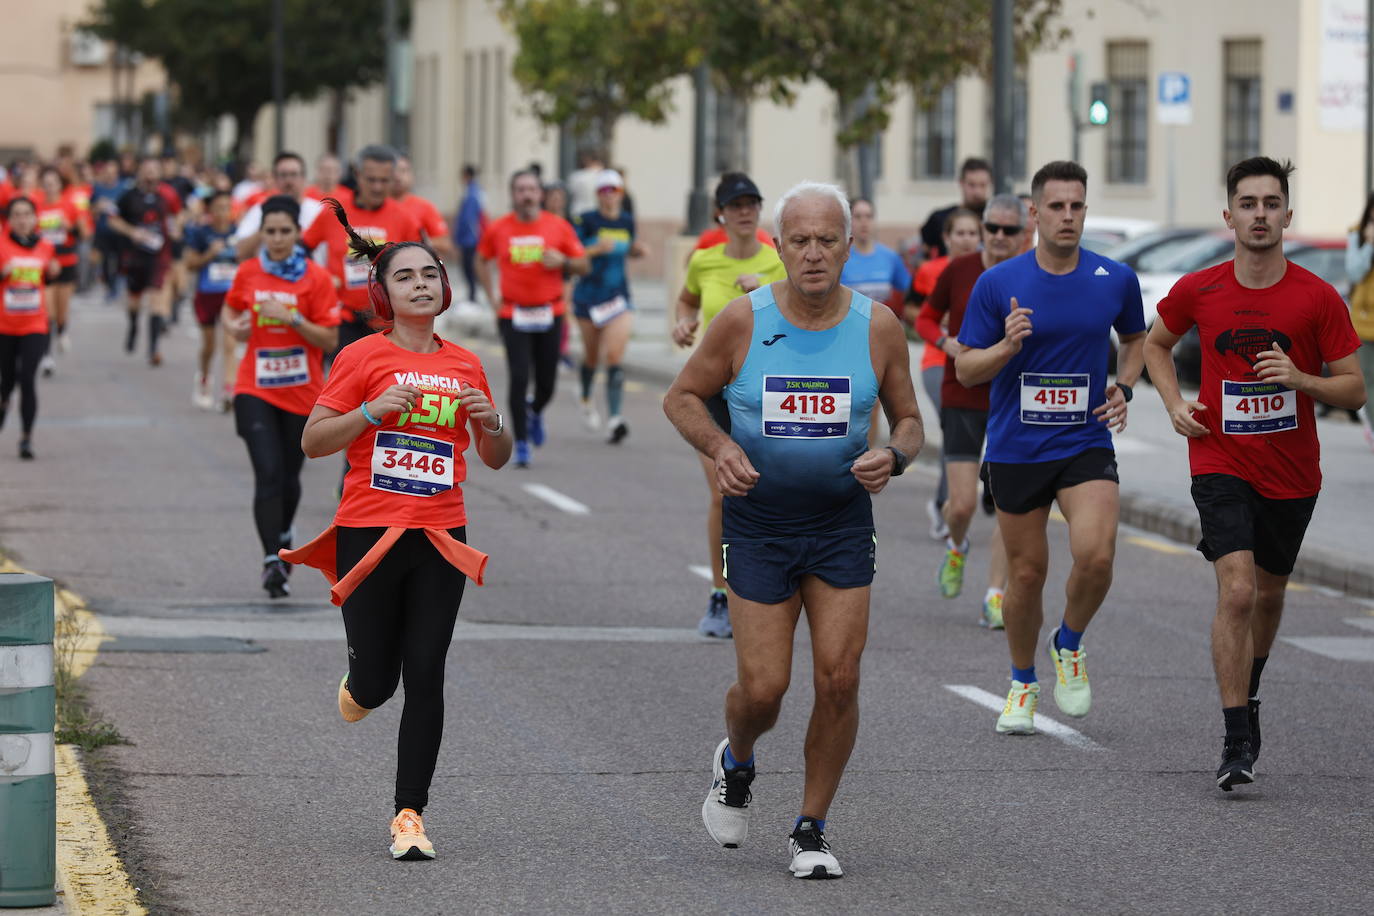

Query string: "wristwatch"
[[886, 446, 909, 477], [483, 413, 504, 435], [290, 311, 305, 327], [1117, 382, 1134, 402]]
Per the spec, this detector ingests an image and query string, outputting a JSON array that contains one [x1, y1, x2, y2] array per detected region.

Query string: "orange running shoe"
[[338, 674, 369, 723], [389, 808, 436, 860]]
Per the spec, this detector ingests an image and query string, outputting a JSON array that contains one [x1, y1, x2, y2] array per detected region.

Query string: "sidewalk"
[[449, 276, 1374, 598]]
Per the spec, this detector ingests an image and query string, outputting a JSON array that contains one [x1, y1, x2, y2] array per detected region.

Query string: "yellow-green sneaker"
[[995, 680, 1039, 734], [981, 591, 1005, 629], [937, 546, 967, 599], [1047, 628, 1091, 717]]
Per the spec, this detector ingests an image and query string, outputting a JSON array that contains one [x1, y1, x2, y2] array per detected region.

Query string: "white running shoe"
[[192, 374, 215, 410], [39, 354, 56, 378], [788, 819, 842, 879], [57, 333, 71, 354], [581, 399, 601, 432], [1046, 627, 1091, 718], [926, 498, 948, 540], [701, 737, 753, 848]]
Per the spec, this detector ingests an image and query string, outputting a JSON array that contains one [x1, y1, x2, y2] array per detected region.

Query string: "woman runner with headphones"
[[223, 195, 340, 597], [284, 199, 511, 861]]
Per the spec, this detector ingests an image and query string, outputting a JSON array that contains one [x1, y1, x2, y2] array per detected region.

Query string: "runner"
[[233, 152, 324, 260], [915, 195, 1026, 625], [955, 160, 1146, 735], [920, 157, 993, 259], [284, 201, 511, 860], [35, 166, 86, 374], [1143, 157, 1366, 791], [0, 197, 58, 460], [108, 156, 181, 366], [664, 181, 923, 878], [305, 153, 353, 208], [672, 173, 788, 638], [183, 191, 240, 410], [302, 145, 422, 356], [453, 164, 486, 304], [393, 154, 455, 259], [572, 169, 646, 442], [839, 197, 909, 316], [475, 169, 589, 467], [90, 159, 128, 302], [222, 196, 341, 597]]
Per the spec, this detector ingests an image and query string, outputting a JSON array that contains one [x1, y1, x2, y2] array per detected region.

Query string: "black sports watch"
[[886, 446, 909, 477], [1116, 382, 1134, 403]]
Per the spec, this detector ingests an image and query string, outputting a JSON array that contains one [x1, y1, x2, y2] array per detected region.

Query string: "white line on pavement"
[[942, 685, 1104, 751], [689, 565, 713, 581], [522, 483, 590, 515]]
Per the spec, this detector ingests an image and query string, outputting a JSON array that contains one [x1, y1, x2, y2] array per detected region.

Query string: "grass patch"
[[54, 599, 125, 751]]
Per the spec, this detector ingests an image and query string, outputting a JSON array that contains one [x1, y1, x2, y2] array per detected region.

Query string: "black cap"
[[714, 173, 762, 208]]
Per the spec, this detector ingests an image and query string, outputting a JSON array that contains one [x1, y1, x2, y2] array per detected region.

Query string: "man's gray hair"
[[983, 193, 1028, 226], [357, 144, 399, 167], [773, 181, 852, 240]]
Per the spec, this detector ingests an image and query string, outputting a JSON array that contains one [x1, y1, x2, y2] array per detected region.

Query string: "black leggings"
[[336, 525, 469, 814], [0, 333, 45, 437], [498, 316, 563, 442], [233, 394, 308, 557], [460, 245, 478, 302]]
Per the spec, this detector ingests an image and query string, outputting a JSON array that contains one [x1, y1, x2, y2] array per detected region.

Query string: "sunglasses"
[[983, 222, 1023, 236]]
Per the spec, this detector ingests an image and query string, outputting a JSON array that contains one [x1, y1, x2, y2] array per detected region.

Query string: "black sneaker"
[[1248, 698, 1261, 762], [261, 559, 291, 599], [18, 439, 34, 461], [1216, 736, 1255, 792], [788, 819, 843, 878]]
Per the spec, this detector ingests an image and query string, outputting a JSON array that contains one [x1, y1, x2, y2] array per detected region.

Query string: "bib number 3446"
[[371, 431, 455, 497]]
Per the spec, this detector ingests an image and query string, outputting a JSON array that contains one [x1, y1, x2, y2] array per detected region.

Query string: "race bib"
[[1222, 380, 1297, 434], [588, 296, 628, 328], [137, 229, 164, 253], [344, 258, 371, 289], [511, 304, 555, 332], [207, 262, 237, 285], [41, 228, 67, 246], [254, 346, 309, 388], [762, 375, 852, 438], [1020, 373, 1089, 425], [370, 431, 454, 497], [3, 287, 41, 313]]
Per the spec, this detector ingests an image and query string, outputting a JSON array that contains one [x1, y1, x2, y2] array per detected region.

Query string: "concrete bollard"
[[0, 574, 56, 908]]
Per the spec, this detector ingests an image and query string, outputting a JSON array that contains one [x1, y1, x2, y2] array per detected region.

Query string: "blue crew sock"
[[1012, 665, 1037, 684], [606, 365, 626, 417], [579, 364, 596, 401], [1056, 621, 1084, 653], [795, 815, 826, 833], [724, 746, 754, 770]]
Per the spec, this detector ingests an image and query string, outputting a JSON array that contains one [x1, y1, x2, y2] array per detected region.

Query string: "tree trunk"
[[232, 108, 259, 173], [325, 88, 346, 155]]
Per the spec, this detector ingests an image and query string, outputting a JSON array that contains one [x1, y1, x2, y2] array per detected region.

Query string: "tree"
[[85, 0, 394, 163]]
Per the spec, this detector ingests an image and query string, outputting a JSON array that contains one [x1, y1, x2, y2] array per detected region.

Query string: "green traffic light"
[[1089, 100, 1109, 126]]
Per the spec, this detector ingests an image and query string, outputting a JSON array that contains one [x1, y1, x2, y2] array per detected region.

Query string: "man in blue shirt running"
[[665, 181, 923, 880], [956, 160, 1146, 736]]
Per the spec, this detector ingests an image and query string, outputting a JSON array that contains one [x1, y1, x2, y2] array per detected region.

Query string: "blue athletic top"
[[722, 285, 880, 539], [840, 243, 911, 306], [958, 248, 1145, 463], [573, 209, 635, 307], [184, 223, 239, 295]]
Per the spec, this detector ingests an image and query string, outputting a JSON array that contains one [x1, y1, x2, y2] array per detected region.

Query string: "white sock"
[[945, 537, 969, 553], [986, 586, 1003, 601]]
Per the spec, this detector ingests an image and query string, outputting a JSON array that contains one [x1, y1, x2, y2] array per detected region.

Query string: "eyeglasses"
[[983, 222, 1023, 236]]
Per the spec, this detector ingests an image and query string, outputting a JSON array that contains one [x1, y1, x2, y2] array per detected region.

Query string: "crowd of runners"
[[1, 141, 1366, 873]]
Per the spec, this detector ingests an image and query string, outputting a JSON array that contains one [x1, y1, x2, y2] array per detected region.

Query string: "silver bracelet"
[[482, 413, 504, 435]]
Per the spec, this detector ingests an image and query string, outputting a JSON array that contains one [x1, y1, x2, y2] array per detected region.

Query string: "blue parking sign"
[[1157, 71, 1192, 124]]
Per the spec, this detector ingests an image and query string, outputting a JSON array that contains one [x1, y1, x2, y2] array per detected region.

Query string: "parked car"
[[1080, 216, 1161, 254], [1102, 227, 1211, 272]]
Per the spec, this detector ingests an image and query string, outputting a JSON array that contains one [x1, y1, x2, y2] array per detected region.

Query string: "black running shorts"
[[1191, 473, 1316, 576], [941, 406, 988, 462], [981, 447, 1119, 515]]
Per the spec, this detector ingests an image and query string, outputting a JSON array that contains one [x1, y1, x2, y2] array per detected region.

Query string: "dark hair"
[[849, 195, 874, 212], [260, 194, 301, 227], [5, 195, 36, 220], [943, 207, 982, 235], [323, 197, 442, 293], [38, 164, 68, 190], [509, 168, 540, 191], [357, 144, 398, 167], [960, 157, 993, 179], [1226, 156, 1295, 202], [205, 190, 233, 208], [272, 151, 305, 173], [1030, 160, 1088, 200], [462, 164, 477, 179]]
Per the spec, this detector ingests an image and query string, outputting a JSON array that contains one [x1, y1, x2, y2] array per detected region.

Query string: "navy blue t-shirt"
[[184, 223, 239, 295], [958, 248, 1145, 463], [573, 209, 634, 307]]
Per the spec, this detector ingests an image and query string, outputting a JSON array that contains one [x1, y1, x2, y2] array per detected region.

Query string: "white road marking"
[[522, 483, 590, 515], [1278, 618, 1374, 662], [689, 565, 713, 581], [1345, 618, 1374, 633], [943, 685, 1104, 751], [1110, 437, 1157, 455]]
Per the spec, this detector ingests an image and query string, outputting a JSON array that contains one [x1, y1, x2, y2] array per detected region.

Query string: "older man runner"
[[1143, 157, 1365, 790], [665, 181, 923, 879], [955, 160, 1146, 735]]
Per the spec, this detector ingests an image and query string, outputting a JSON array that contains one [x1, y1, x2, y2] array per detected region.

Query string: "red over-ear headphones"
[[367, 245, 453, 321]]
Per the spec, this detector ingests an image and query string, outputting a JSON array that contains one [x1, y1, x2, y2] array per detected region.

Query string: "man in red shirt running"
[[393, 154, 455, 261], [1144, 156, 1366, 792]]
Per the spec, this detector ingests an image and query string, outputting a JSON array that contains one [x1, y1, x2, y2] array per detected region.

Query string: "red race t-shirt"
[[224, 259, 341, 415], [1157, 260, 1363, 498], [301, 198, 422, 319], [396, 193, 449, 242], [35, 193, 80, 266], [316, 333, 496, 529], [923, 252, 991, 411], [0, 236, 55, 336], [305, 185, 354, 208], [476, 211, 585, 318]]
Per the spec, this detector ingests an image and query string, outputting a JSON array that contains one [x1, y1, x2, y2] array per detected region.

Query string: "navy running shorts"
[[723, 529, 877, 604]]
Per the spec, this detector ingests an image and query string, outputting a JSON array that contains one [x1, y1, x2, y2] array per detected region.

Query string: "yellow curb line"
[[2, 558, 146, 915]]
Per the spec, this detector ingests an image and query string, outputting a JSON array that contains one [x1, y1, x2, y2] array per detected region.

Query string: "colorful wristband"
[[360, 401, 383, 426]]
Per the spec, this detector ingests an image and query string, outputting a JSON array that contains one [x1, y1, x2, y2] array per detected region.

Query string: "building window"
[[983, 76, 1028, 181], [1224, 40, 1262, 172], [710, 86, 750, 174], [910, 84, 957, 180], [1106, 41, 1149, 184]]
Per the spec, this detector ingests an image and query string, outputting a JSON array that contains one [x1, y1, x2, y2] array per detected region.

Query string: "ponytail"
[[324, 197, 389, 262]]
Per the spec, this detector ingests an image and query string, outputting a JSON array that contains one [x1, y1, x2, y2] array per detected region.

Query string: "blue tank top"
[[722, 285, 880, 539]]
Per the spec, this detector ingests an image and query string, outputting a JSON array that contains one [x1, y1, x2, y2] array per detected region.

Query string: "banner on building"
[[1319, 0, 1367, 131]]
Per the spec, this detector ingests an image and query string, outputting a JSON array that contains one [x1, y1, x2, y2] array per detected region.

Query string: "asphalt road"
[[3, 293, 1372, 915]]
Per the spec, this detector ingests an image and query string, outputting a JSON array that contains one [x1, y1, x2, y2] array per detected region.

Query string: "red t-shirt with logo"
[[396, 193, 448, 242], [1157, 260, 1362, 498], [35, 193, 81, 266], [0, 236, 56, 336], [301, 198, 422, 319], [224, 259, 341, 415], [476, 211, 585, 318], [924, 252, 991, 411], [316, 333, 496, 528], [305, 185, 354, 208]]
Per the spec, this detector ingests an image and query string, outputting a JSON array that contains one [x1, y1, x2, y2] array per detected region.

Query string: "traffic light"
[[1088, 81, 1110, 126]]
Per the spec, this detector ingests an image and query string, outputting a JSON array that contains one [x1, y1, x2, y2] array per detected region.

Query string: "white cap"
[[595, 169, 624, 190]]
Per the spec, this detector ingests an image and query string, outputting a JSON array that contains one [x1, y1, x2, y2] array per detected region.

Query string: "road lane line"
[[1125, 535, 1195, 557], [943, 685, 1104, 751], [522, 483, 590, 515], [689, 565, 713, 581]]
